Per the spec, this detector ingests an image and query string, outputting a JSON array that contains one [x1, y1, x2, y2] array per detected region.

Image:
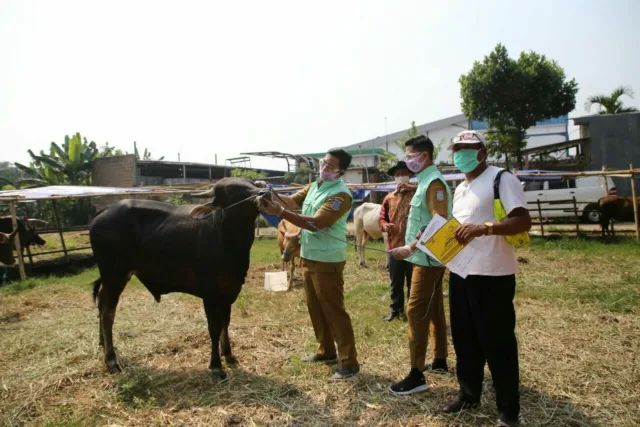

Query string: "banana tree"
[[14, 132, 99, 187], [135, 144, 164, 161]]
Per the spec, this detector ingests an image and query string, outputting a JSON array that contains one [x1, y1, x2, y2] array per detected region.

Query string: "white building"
[[343, 114, 569, 165], [298, 113, 569, 183]]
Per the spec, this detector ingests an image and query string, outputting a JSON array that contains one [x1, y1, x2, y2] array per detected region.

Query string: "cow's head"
[[0, 228, 18, 266], [280, 221, 301, 262], [189, 177, 263, 220], [24, 218, 47, 247]]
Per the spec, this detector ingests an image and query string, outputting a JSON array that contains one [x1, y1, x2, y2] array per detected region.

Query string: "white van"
[[522, 176, 616, 223]]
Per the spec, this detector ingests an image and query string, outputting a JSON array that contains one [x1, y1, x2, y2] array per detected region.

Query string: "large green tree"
[[459, 43, 578, 169], [584, 86, 638, 114], [231, 168, 267, 180]]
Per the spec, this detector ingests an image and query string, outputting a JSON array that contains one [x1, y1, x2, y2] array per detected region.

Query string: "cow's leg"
[[359, 232, 369, 267], [97, 275, 128, 374], [203, 297, 226, 379], [288, 258, 295, 290], [219, 302, 237, 365]]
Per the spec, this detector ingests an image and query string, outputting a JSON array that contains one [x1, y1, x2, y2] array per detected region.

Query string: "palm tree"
[[584, 86, 638, 114]]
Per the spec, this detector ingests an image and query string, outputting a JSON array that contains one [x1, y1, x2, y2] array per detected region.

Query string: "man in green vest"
[[388, 135, 452, 395], [258, 148, 359, 380]]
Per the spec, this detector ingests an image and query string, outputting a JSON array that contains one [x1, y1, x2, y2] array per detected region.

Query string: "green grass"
[[518, 237, 640, 313], [529, 235, 640, 254], [4, 236, 639, 314]]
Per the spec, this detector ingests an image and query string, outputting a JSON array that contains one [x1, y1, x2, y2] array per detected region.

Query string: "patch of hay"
[[0, 245, 639, 426]]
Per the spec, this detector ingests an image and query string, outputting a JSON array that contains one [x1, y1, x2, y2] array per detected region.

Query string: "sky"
[[1, 0, 639, 171]]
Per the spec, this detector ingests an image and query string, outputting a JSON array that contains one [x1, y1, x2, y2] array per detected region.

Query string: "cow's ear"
[[0, 233, 7, 243], [189, 202, 217, 220]]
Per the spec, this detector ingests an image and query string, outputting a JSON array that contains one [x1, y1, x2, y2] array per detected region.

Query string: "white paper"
[[416, 214, 478, 279]]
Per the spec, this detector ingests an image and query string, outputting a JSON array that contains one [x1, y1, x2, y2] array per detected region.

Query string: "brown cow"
[[277, 219, 301, 290], [0, 228, 18, 266], [598, 195, 640, 236]]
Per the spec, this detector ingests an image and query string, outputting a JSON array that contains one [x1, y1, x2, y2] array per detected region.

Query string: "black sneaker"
[[422, 358, 449, 373], [301, 353, 337, 364], [382, 312, 400, 322], [441, 396, 479, 413], [389, 369, 429, 395], [330, 365, 359, 380], [497, 413, 520, 427]]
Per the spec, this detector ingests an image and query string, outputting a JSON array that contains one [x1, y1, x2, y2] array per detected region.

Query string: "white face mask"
[[394, 176, 410, 184]]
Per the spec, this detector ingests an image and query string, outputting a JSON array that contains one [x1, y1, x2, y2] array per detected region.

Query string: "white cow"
[[354, 202, 389, 267]]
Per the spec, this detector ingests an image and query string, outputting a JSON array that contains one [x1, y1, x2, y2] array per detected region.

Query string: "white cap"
[[448, 130, 487, 149]]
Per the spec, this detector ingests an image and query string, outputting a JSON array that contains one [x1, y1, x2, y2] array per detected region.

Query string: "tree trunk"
[[516, 129, 525, 170]]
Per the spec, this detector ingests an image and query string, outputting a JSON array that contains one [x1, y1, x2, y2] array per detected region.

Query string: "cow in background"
[[277, 219, 301, 290], [90, 178, 264, 378], [598, 195, 640, 236], [354, 202, 388, 267], [0, 228, 18, 266], [0, 216, 47, 256]]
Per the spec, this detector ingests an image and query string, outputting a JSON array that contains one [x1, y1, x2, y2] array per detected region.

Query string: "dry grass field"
[[1, 238, 639, 426]]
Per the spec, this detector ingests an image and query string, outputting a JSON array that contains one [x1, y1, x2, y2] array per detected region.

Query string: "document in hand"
[[416, 214, 479, 278]]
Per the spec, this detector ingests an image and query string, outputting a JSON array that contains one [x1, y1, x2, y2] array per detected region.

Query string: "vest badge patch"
[[436, 190, 445, 201], [330, 197, 343, 211]]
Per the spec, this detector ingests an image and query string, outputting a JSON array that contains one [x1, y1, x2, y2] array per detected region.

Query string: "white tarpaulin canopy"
[[0, 185, 155, 201]]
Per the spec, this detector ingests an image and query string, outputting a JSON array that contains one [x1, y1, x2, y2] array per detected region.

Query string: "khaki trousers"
[[302, 258, 358, 369], [407, 265, 448, 370]]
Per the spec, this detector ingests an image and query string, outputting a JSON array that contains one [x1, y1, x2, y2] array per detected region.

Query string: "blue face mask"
[[453, 149, 482, 173]]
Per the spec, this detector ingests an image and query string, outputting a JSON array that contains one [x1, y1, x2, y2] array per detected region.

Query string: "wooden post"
[[602, 165, 609, 195], [536, 199, 544, 237], [9, 201, 26, 281], [52, 201, 69, 262], [573, 196, 580, 237], [630, 164, 639, 242]]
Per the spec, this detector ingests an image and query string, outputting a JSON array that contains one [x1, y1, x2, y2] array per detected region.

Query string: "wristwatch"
[[484, 222, 494, 235]]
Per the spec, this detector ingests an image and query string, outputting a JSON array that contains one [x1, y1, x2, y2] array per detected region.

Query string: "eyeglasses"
[[320, 159, 340, 172], [404, 152, 423, 160]]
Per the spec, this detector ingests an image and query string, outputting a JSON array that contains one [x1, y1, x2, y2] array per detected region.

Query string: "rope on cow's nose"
[[268, 188, 420, 257], [221, 193, 262, 211]]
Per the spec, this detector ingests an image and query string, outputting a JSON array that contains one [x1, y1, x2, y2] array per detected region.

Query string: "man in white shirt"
[[442, 130, 531, 427]]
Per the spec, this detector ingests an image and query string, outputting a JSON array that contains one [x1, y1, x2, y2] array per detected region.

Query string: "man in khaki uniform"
[[389, 135, 452, 395], [259, 148, 359, 380]]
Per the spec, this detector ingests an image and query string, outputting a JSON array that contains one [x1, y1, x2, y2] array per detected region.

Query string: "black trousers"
[[449, 272, 520, 420], [387, 253, 413, 314]]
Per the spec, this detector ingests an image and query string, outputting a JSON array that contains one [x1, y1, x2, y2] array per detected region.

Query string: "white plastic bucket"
[[264, 271, 288, 292]]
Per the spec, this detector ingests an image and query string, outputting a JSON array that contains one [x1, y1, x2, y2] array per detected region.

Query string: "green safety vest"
[[405, 165, 453, 267], [300, 179, 352, 263]]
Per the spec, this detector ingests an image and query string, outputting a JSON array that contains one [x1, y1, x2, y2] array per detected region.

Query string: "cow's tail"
[[92, 277, 103, 306]]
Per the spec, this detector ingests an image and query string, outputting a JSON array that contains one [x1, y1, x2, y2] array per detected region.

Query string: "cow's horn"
[[26, 219, 47, 225], [192, 188, 215, 198]]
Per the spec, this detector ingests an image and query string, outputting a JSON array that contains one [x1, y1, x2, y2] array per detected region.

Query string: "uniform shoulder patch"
[[330, 197, 344, 211], [435, 189, 445, 201]]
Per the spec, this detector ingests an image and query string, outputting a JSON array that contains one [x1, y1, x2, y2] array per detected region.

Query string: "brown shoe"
[[301, 354, 338, 364]]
